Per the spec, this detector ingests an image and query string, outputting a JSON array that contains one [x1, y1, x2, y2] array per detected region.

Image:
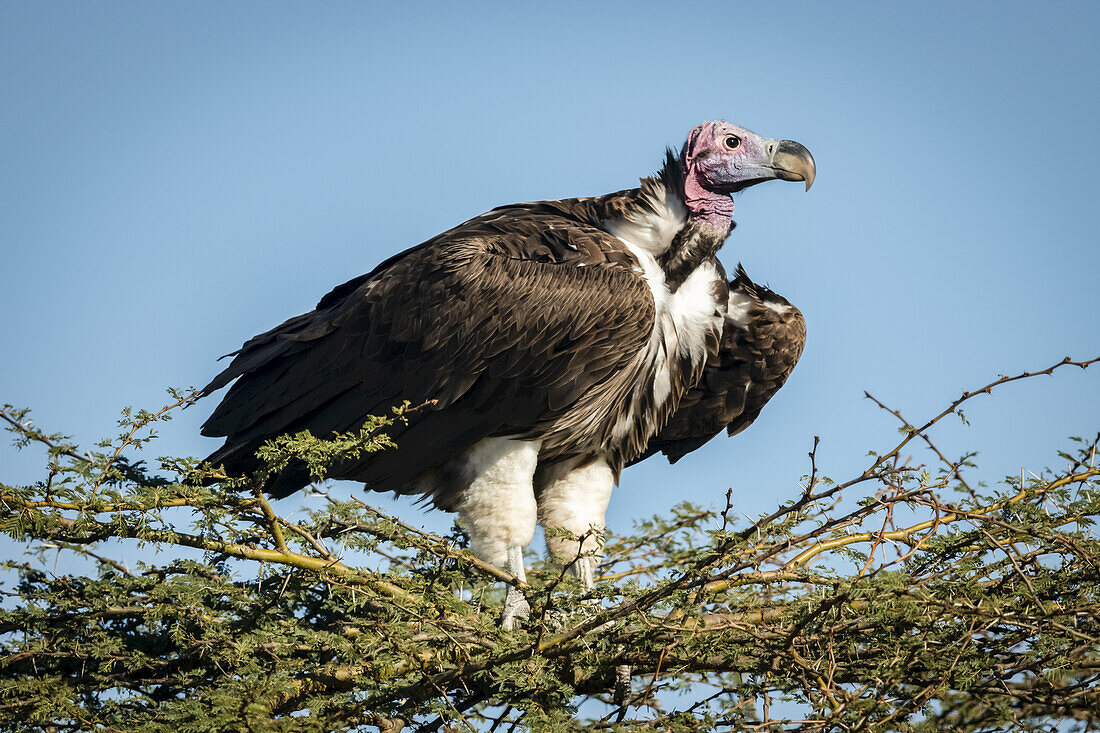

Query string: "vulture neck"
[[603, 152, 734, 291], [658, 216, 731, 291], [638, 152, 734, 291]]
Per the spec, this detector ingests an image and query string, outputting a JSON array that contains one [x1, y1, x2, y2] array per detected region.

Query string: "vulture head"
[[679, 120, 815, 226]]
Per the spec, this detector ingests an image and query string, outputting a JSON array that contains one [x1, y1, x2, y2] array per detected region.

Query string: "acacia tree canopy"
[[2, 358, 1099, 732]]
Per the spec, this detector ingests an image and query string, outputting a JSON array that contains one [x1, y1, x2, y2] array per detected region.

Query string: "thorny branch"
[[0, 356, 1098, 732]]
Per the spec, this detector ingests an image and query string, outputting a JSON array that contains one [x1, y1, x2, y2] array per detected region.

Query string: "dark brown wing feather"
[[631, 265, 806, 465], [201, 196, 656, 498]]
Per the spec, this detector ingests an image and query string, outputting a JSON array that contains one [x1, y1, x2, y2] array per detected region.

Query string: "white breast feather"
[[602, 181, 687, 257], [603, 190, 725, 445]]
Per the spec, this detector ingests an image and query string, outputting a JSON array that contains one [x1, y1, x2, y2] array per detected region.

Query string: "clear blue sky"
[[2, 2, 1098, 547]]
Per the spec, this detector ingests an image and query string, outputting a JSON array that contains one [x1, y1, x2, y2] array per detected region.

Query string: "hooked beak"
[[720, 138, 817, 193], [768, 139, 816, 191]]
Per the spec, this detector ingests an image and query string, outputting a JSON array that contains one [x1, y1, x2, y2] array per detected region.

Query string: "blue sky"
[[2, 2, 1098, 549]]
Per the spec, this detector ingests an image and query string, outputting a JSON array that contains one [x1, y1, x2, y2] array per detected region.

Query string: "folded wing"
[[632, 265, 805, 465], [201, 200, 656, 498]]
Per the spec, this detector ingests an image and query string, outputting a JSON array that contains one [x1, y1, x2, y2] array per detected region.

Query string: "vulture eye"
[[724, 135, 741, 150]]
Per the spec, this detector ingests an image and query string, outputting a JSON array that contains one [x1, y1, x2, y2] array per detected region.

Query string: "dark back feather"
[[201, 192, 660, 499]]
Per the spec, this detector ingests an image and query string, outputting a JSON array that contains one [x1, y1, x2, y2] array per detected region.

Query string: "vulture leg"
[[453, 438, 540, 630], [536, 458, 615, 589], [537, 459, 632, 700], [502, 545, 530, 630]]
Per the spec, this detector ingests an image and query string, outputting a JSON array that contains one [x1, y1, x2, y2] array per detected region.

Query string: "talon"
[[501, 544, 530, 630], [501, 585, 530, 630]]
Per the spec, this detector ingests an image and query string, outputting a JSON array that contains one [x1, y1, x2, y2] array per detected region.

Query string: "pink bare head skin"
[[678, 120, 816, 229]]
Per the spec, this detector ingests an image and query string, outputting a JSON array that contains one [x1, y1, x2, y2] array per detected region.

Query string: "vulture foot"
[[570, 555, 597, 589], [501, 545, 530, 630], [501, 587, 530, 630]]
